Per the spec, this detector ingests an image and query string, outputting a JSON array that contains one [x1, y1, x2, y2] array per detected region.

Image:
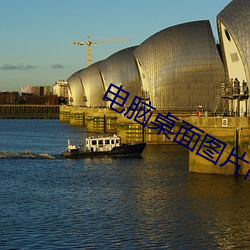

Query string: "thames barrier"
[[62, 0, 250, 178], [59, 105, 250, 178]]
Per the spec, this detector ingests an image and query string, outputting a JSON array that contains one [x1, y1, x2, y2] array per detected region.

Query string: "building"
[[0, 92, 19, 104], [21, 86, 53, 96], [67, 0, 249, 116], [21, 85, 58, 105], [68, 21, 225, 113], [53, 80, 68, 98], [217, 0, 250, 116], [133, 20, 225, 112]]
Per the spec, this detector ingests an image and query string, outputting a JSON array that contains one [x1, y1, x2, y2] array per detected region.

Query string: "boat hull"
[[62, 142, 146, 159]]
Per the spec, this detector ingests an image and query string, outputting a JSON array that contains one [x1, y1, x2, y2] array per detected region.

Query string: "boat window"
[[116, 139, 120, 144], [111, 139, 114, 144], [105, 140, 110, 144], [92, 140, 97, 145], [98, 140, 103, 145]]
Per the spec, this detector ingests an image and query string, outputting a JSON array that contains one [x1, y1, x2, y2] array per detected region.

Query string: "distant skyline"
[[0, 0, 232, 92]]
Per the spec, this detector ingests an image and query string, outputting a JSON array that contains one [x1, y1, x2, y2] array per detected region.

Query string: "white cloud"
[[51, 63, 64, 69], [1, 63, 36, 70]]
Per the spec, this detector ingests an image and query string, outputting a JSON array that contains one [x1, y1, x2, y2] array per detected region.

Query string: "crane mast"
[[73, 35, 129, 66]]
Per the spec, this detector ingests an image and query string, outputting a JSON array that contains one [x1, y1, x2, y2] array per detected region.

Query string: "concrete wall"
[[187, 117, 250, 177]]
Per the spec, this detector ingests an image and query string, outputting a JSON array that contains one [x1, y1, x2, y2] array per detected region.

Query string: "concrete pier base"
[[60, 106, 189, 144], [59, 106, 71, 122], [187, 117, 250, 177], [59, 107, 250, 177]]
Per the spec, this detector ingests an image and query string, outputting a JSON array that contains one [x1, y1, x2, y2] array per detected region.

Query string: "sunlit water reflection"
[[0, 120, 249, 249]]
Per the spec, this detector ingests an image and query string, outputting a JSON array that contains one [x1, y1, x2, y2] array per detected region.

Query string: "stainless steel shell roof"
[[217, 0, 250, 84], [133, 20, 225, 111], [67, 69, 85, 106], [79, 61, 105, 108], [99, 46, 141, 107]]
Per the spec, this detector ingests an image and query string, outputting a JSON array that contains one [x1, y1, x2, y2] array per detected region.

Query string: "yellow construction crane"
[[73, 35, 129, 66]]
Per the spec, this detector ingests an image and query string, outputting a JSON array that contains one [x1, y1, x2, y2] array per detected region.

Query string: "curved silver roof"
[[99, 46, 141, 107], [217, 0, 250, 83], [133, 20, 225, 111], [67, 69, 85, 106], [217, 0, 250, 116], [79, 61, 105, 108]]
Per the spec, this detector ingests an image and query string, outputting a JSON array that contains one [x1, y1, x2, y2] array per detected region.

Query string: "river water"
[[0, 119, 249, 249]]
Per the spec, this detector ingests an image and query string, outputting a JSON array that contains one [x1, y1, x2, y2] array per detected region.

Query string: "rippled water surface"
[[0, 119, 249, 249]]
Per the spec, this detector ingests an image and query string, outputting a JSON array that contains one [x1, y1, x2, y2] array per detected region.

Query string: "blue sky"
[[0, 0, 231, 92]]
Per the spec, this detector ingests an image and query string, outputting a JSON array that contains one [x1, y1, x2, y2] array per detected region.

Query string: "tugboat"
[[61, 134, 146, 158]]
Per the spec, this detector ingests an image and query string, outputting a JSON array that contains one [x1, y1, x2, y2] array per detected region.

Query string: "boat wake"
[[0, 151, 55, 159]]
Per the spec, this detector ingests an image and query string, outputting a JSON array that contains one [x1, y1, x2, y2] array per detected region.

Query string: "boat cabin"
[[85, 135, 121, 152]]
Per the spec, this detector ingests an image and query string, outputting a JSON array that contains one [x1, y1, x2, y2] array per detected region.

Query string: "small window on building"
[[225, 29, 231, 42], [92, 140, 97, 145], [105, 140, 110, 144]]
